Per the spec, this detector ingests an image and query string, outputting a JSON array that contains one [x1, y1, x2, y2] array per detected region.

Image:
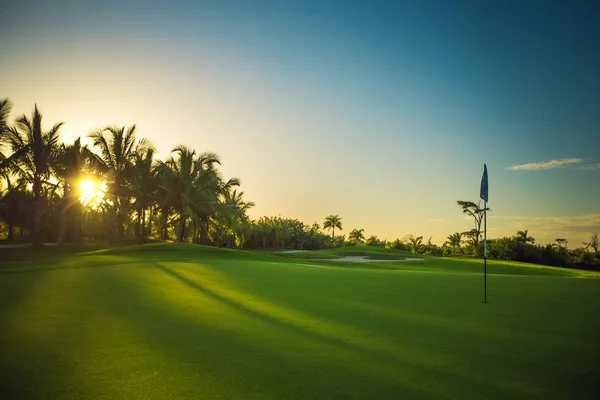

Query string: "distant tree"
[[275, 217, 294, 249], [348, 228, 365, 246], [555, 238, 568, 249], [387, 238, 410, 251], [584, 232, 599, 253], [444, 232, 462, 255], [516, 230, 535, 245], [333, 234, 346, 247], [407, 235, 423, 254], [487, 237, 516, 260], [365, 235, 381, 247], [323, 214, 342, 242], [257, 217, 273, 249], [456, 200, 490, 255]]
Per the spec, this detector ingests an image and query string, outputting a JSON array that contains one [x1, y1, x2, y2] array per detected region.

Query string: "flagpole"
[[480, 163, 488, 304], [484, 200, 487, 303]]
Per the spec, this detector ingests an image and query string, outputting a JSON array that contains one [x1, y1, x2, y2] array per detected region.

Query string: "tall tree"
[[88, 125, 149, 243], [53, 138, 99, 244], [5, 105, 63, 245], [220, 188, 255, 247], [457, 200, 490, 254], [156, 146, 221, 242], [129, 144, 157, 243], [323, 214, 342, 242]]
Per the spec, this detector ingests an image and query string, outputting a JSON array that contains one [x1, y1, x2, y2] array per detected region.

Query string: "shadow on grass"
[[0, 258, 145, 276], [102, 265, 435, 399], [149, 262, 546, 399]]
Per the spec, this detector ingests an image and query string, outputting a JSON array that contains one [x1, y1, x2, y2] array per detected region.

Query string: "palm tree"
[[4, 105, 63, 245], [156, 146, 221, 242], [275, 217, 295, 249], [444, 232, 462, 255], [323, 214, 342, 242], [220, 188, 255, 247], [257, 217, 273, 249], [516, 230, 535, 245], [88, 125, 149, 243], [407, 235, 424, 254], [348, 228, 365, 246], [129, 144, 157, 243], [456, 200, 490, 253], [53, 138, 100, 244], [0, 99, 14, 170], [583, 232, 599, 254], [0, 174, 27, 242]]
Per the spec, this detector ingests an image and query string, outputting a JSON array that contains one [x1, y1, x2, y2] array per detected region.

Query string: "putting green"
[[1, 244, 598, 399]]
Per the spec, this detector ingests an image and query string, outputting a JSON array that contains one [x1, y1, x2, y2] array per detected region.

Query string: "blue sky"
[[2, 0, 599, 245]]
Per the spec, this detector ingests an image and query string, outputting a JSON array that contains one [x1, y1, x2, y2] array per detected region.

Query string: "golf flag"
[[480, 164, 488, 202]]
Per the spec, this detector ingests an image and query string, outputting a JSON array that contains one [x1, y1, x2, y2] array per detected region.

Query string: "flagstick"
[[484, 200, 487, 303]]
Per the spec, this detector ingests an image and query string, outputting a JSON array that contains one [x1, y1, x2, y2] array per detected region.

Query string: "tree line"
[[1, 99, 598, 270], [0, 100, 256, 246]]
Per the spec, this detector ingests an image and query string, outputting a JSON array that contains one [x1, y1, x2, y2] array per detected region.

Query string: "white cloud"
[[507, 158, 584, 171]]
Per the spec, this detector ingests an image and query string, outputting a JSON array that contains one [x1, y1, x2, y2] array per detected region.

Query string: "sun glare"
[[79, 179, 104, 206]]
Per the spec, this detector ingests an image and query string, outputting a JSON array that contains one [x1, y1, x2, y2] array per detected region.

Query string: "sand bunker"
[[328, 256, 424, 263]]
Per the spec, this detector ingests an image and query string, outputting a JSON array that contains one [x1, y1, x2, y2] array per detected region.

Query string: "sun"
[[78, 179, 104, 206]]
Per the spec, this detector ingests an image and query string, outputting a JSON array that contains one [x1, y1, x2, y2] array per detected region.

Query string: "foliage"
[[456, 200, 490, 256], [323, 214, 343, 242], [348, 228, 365, 246]]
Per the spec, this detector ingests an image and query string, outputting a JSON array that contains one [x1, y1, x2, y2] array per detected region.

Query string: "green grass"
[[276, 246, 416, 259], [1, 244, 599, 399]]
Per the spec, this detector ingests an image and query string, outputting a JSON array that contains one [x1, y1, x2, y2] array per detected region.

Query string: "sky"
[[2, 0, 599, 246]]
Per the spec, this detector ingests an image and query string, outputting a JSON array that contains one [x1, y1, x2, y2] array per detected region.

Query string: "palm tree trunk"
[[147, 205, 153, 238], [109, 195, 118, 244], [177, 217, 186, 242], [57, 197, 68, 245], [139, 207, 145, 244], [75, 206, 82, 244], [204, 216, 210, 245], [58, 181, 74, 245], [7, 223, 15, 243], [32, 177, 42, 246], [161, 206, 168, 240]]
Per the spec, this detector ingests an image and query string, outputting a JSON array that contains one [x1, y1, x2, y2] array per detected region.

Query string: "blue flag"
[[480, 164, 488, 202]]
